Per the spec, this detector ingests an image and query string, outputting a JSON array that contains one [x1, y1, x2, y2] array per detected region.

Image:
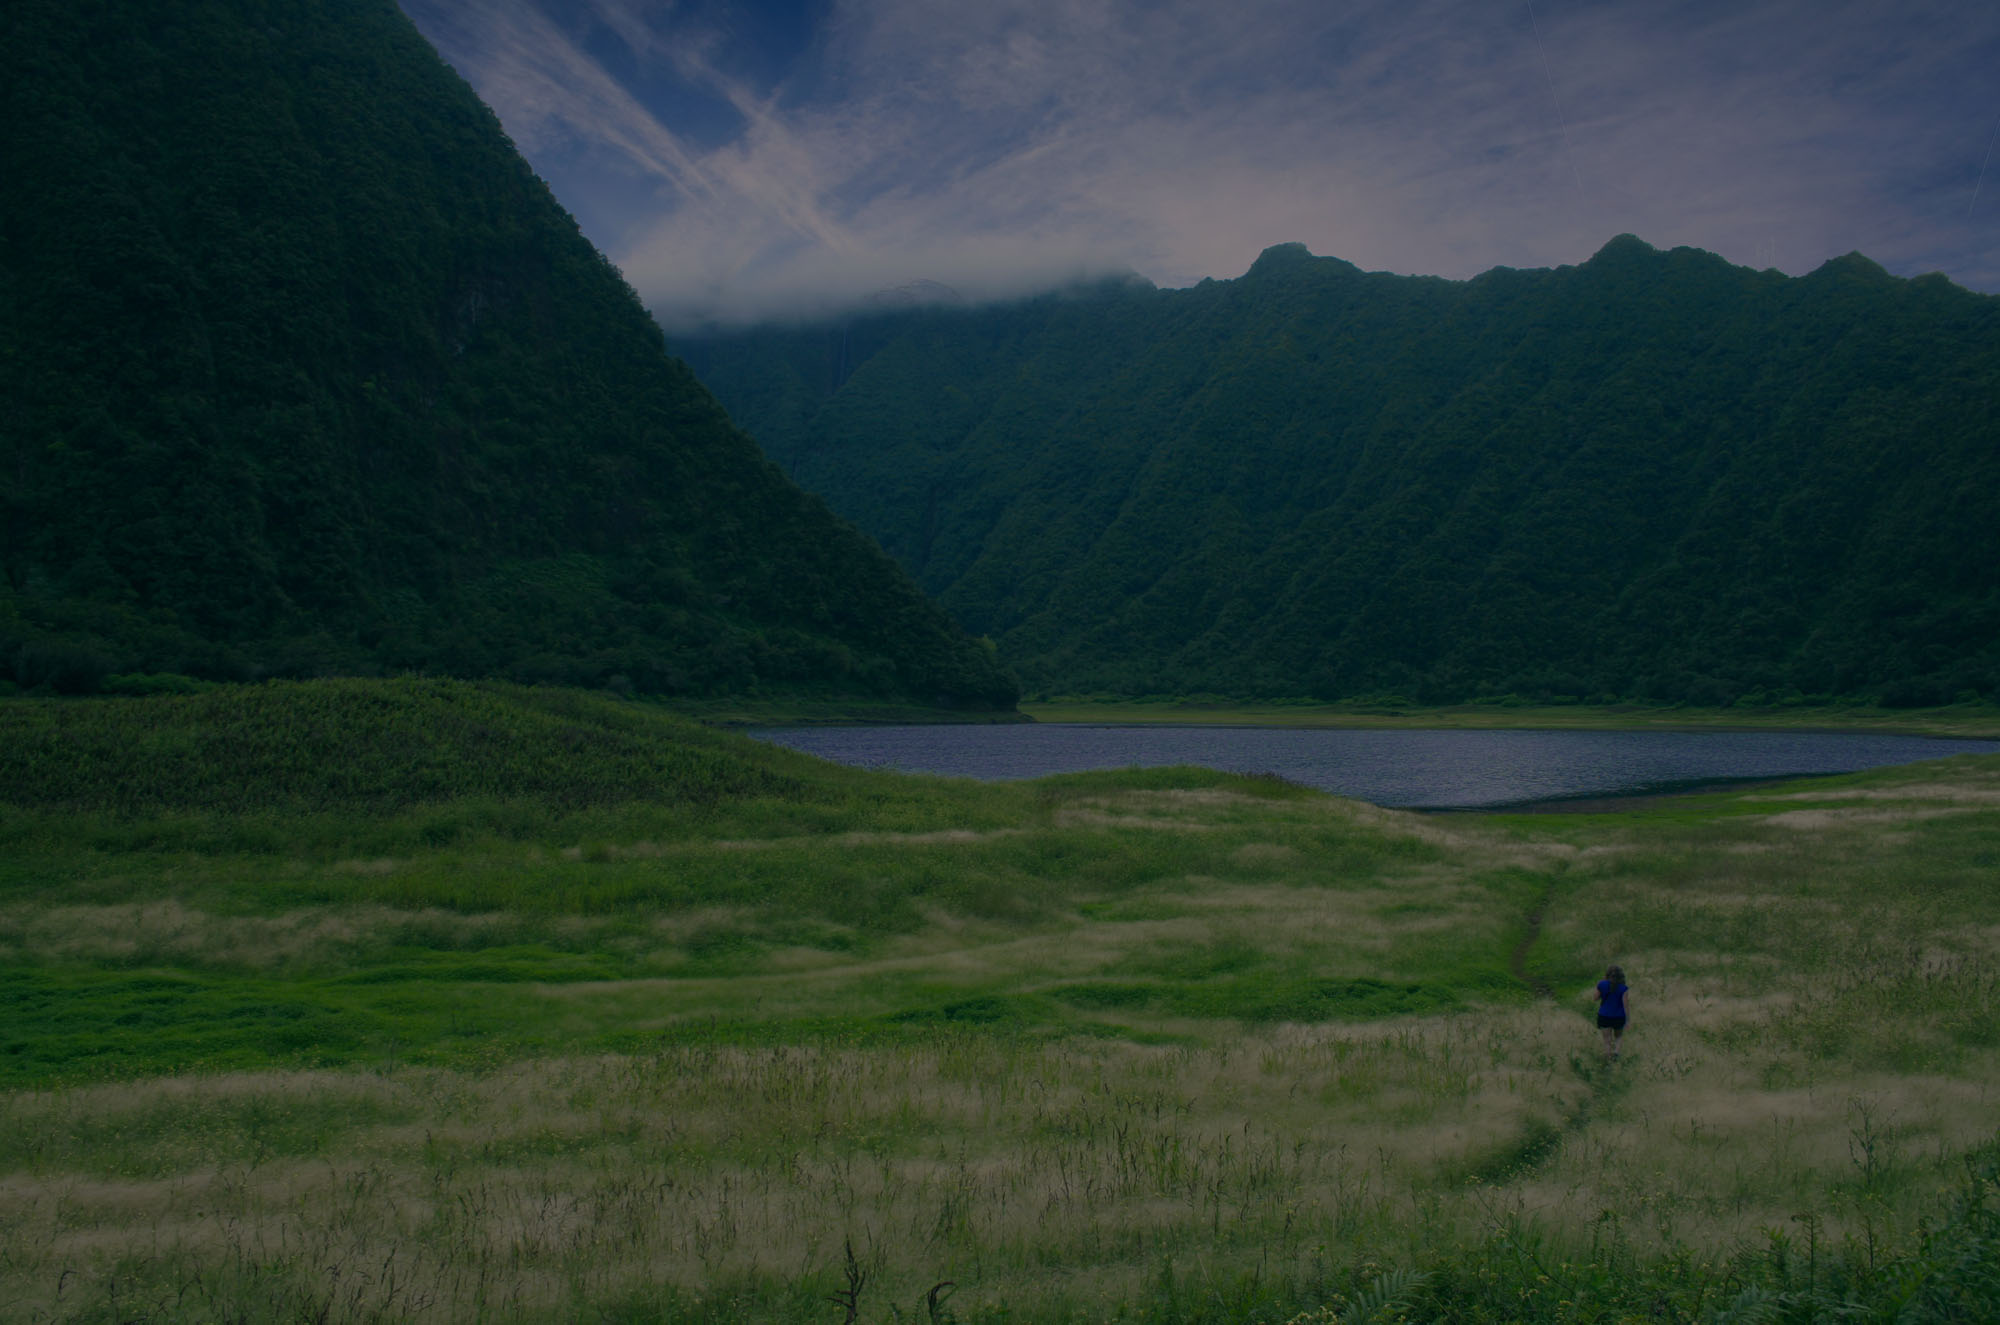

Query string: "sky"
[[399, 0, 2000, 328]]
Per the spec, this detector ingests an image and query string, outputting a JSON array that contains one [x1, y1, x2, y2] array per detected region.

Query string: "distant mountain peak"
[[1586, 233, 1661, 265], [1809, 251, 1893, 283], [1255, 241, 1314, 262], [1246, 242, 1316, 273], [1244, 242, 1360, 281]]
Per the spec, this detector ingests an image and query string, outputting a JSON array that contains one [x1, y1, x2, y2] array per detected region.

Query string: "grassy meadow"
[[3, 679, 1998, 1322]]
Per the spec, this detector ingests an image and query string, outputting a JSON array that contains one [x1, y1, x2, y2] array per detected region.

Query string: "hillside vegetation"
[[4, 679, 2000, 1320], [678, 238, 2000, 707], [0, 0, 1013, 709]]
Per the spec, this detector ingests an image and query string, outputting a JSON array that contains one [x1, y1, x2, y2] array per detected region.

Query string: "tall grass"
[[5, 1025, 1994, 1321], [3, 682, 1999, 1319]]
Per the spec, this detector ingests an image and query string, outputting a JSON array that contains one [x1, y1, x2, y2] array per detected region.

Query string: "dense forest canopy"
[[677, 237, 2000, 706], [0, 0, 1014, 708]]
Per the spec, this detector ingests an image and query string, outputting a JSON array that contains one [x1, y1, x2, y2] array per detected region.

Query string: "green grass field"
[[4, 679, 1998, 1322]]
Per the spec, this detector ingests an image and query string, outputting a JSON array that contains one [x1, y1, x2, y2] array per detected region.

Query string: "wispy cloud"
[[402, 0, 2000, 325]]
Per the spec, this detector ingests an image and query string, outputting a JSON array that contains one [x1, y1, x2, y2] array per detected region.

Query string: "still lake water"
[[750, 724, 2000, 810]]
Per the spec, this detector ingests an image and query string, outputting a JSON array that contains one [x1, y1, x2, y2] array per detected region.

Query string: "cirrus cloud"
[[401, 0, 2000, 326]]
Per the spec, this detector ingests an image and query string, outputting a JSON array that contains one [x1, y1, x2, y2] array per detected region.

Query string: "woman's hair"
[[1606, 964, 1625, 983]]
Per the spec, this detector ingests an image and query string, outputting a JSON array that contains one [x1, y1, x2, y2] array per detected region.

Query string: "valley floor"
[[3, 682, 1997, 1321]]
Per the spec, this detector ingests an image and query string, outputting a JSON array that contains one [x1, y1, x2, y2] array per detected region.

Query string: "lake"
[[749, 724, 2000, 810]]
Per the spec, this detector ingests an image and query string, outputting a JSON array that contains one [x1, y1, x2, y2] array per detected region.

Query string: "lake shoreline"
[[1431, 774, 1803, 815], [755, 723, 2000, 811], [1022, 699, 2000, 739]]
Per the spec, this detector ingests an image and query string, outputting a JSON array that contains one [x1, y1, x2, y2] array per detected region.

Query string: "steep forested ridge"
[[0, 0, 1014, 707], [678, 238, 2000, 705]]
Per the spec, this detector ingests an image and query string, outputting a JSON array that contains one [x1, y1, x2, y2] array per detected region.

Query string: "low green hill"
[[0, 0, 1013, 709], [0, 676, 823, 817], [678, 238, 2000, 706]]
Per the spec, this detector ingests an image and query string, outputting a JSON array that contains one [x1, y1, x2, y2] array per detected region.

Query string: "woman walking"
[[1595, 965, 1629, 1061]]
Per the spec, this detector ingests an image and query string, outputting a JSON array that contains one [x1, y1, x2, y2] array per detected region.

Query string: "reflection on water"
[[750, 724, 2000, 809]]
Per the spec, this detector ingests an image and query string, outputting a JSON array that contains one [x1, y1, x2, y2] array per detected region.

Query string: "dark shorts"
[[1597, 1014, 1627, 1030]]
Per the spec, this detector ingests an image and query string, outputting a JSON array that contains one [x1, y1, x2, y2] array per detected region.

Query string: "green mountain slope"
[[0, 0, 1013, 708], [677, 238, 2000, 705]]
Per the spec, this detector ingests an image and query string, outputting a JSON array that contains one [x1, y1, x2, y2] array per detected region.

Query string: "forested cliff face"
[[678, 237, 2000, 706], [0, 0, 1014, 707]]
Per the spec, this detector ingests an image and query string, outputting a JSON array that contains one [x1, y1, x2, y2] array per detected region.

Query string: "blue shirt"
[[1597, 981, 1628, 1017]]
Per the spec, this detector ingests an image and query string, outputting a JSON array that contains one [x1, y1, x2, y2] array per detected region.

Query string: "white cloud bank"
[[403, 0, 2000, 326]]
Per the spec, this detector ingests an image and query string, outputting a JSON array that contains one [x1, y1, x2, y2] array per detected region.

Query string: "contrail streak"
[[1971, 108, 2000, 218], [1525, 0, 1585, 203]]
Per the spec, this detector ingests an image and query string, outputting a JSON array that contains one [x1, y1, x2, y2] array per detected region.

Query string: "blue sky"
[[399, 0, 2000, 327]]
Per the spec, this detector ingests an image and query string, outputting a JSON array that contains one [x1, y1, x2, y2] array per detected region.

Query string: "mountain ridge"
[[675, 236, 2000, 706], [0, 0, 1015, 708]]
